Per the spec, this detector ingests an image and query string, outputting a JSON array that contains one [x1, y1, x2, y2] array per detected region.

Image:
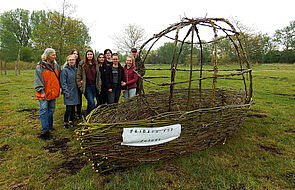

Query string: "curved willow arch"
[[138, 17, 253, 110]]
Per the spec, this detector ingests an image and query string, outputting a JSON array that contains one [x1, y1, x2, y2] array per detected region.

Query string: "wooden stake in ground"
[[5, 61, 7, 75], [0, 58, 2, 75], [15, 48, 21, 76]]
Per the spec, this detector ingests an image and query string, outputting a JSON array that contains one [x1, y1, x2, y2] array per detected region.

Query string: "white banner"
[[121, 124, 181, 146]]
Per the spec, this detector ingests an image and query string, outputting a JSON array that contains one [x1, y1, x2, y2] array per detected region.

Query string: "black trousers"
[[75, 91, 82, 116], [64, 105, 75, 122], [98, 86, 108, 105]]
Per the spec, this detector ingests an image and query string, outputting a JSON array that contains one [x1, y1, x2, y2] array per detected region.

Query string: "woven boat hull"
[[76, 88, 250, 173]]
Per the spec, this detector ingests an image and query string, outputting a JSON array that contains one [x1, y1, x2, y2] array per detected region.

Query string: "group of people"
[[34, 47, 145, 139]]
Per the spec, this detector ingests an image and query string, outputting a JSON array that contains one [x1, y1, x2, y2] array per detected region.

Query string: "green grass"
[[0, 63, 294, 189]]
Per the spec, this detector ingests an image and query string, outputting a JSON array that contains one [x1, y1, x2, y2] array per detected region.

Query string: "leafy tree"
[[146, 50, 160, 64], [0, 8, 32, 75], [158, 42, 189, 65], [273, 20, 295, 50], [20, 46, 33, 62], [32, 11, 91, 64], [113, 24, 146, 54], [241, 33, 271, 63]]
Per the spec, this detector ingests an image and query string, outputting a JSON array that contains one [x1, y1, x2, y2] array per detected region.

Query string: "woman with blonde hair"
[[60, 55, 80, 128], [122, 55, 138, 99]]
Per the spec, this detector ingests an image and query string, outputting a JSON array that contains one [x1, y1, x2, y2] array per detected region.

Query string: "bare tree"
[[113, 24, 146, 54]]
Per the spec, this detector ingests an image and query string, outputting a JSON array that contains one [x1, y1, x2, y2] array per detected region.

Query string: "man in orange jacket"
[[34, 48, 60, 139]]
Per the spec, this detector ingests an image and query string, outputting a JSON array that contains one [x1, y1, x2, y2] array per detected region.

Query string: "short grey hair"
[[41, 48, 56, 61]]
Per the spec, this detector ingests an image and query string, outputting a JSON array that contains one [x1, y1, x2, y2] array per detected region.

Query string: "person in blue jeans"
[[105, 53, 126, 104], [76, 49, 101, 115], [34, 48, 60, 139]]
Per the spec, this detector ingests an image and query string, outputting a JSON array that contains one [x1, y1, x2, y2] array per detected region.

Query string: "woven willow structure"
[[76, 18, 253, 173]]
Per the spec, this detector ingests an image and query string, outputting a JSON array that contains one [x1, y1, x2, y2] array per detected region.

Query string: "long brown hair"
[[83, 49, 96, 70], [70, 49, 81, 65], [97, 53, 107, 68]]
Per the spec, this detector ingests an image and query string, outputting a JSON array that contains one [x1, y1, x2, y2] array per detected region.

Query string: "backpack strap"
[[39, 61, 60, 86]]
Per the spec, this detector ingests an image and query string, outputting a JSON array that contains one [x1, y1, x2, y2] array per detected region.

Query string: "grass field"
[[0, 63, 294, 189]]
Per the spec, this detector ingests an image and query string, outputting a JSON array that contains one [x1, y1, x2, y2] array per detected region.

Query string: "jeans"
[[39, 99, 56, 133], [107, 84, 121, 104], [123, 88, 136, 99], [84, 84, 97, 115]]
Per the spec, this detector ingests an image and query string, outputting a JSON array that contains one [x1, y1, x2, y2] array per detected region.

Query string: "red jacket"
[[123, 65, 138, 89]]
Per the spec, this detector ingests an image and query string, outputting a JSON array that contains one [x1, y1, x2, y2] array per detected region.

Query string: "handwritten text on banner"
[[121, 124, 181, 146]]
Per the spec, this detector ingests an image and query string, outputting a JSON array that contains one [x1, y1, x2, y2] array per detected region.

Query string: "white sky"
[[1, 0, 294, 53]]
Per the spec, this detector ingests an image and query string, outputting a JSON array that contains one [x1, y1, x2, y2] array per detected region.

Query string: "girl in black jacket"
[[105, 53, 126, 104], [97, 53, 108, 105]]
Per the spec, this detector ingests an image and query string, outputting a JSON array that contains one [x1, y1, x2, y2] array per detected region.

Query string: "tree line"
[[144, 20, 295, 65], [0, 7, 91, 74], [1, 8, 295, 75]]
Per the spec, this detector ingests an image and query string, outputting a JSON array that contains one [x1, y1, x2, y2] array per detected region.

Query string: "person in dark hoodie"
[[104, 49, 113, 66], [97, 53, 108, 105], [105, 53, 126, 104], [122, 55, 138, 99], [60, 55, 80, 128]]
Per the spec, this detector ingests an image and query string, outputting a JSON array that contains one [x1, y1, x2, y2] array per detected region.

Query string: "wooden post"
[[187, 25, 194, 111], [0, 58, 2, 75], [168, 26, 180, 112], [194, 25, 203, 102], [18, 60, 20, 75], [4, 61, 7, 75], [16, 47, 21, 75], [210, 20, 218, 106]]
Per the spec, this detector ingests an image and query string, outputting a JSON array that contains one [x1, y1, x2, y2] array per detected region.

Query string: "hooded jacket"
[[105, 63, 126, 90], [34, 61, 60, 101], [60, 64, 80, 105], [123, 65, 138, 89], [76, 61, 101, 94]]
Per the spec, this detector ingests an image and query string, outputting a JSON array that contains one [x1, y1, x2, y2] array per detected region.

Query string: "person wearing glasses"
[[97, 53, 108, 105], [105, 53, 126, 104], [60, 55, 80, 128], [104, 49, 113, 66], [76, 49, 101, 114]]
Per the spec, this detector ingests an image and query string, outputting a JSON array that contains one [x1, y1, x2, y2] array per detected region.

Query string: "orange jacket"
[[34, 61, 60, 101]]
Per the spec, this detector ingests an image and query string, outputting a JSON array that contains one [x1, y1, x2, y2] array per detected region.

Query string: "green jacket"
[[76, 61, 101, 94]]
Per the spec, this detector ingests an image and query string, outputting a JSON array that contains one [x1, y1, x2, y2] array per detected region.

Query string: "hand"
[[108, 89, 112, 92], [80, 80, 83, 83], [121, 81, 126, 86], [122, 90, 126, 93], [40, 93, 46, 99]]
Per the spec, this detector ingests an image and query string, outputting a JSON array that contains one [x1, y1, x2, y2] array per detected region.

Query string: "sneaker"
[[75, 115, 82, 120], [38, 131, 49, 140], [69, 122, 74, 128], [64, 123, 69, 129]]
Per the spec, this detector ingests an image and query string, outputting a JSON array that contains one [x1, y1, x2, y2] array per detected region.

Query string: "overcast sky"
[[1, 0, 294, 53]]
